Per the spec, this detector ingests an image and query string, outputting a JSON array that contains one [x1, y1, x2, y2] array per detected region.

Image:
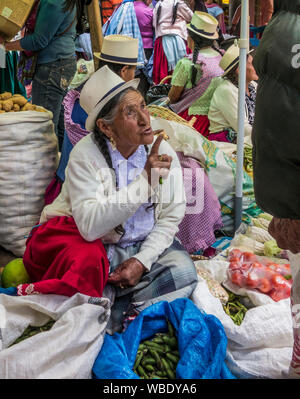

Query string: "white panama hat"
[[220, 42, 254, 76], [187, 11, 219, 40], [80, 65, 140, 132], [93, 34, 139, 66]]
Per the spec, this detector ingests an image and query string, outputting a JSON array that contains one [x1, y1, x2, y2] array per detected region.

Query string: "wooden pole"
[[87, 0, 103, 71]]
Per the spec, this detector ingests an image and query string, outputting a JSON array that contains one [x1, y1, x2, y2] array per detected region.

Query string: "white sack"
[[150, 117, 258, 232], [0, 292, 111, 379], [191, 259, 293, 379], [0, 110, 58, 256]]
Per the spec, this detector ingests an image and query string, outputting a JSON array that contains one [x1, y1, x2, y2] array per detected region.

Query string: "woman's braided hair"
[[93, 88, 152, 233], [188, 30, 222, 88], [156, 0, 179, 28]]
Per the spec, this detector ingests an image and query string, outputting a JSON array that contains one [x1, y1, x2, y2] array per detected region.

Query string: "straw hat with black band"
[[80, 65, 140, 132], [93, 35, 140, 66], [187, 11, 219, 40], [220, 42, 254, 77]]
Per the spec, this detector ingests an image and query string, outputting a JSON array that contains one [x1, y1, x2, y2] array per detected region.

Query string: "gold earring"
[[110, 137, 117, 150]]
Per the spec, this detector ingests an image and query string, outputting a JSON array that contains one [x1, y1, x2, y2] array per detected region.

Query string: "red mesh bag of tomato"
[[227, 249, 292, 302]]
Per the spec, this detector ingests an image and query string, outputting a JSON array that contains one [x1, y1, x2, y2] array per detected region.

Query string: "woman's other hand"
[[107, 257, 147, 288], [144, 132, 173, 186]]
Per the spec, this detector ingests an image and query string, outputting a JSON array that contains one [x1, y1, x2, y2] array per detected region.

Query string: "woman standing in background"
[[0, 0, 80, 151], [205, 1, 226, 34], [134, 0, 154, 96], [152, 0, 193, 85]]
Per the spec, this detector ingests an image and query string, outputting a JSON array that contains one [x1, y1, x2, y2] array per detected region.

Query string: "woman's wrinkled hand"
[[107, 257, 147, 288], [144, 132, 173, 186]]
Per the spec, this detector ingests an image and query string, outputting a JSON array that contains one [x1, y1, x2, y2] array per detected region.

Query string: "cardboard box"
[[0, 0, 35, 41]]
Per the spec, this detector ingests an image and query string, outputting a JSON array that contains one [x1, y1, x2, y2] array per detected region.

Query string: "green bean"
[[166, 352, 179, 364], [167, 320, 175, 337], [162, 358, 176, 379], [137, 365, 148, 379], [149, 349, 163, 370], [134, 349, 146, 371]]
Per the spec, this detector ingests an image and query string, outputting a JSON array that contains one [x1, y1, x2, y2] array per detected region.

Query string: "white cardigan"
[[40, 133, 186, 271], [208, 79, 256, 145]]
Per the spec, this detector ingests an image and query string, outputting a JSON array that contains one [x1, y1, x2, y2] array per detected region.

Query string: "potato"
[[21, 103, 35, 111], [12, 96, 28, 107], [0, 92, 12, 101], [2, 99, 14, 112], [13, 103, 20, 112]]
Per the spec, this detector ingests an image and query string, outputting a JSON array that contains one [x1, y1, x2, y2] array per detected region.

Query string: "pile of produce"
[[133, 320, 179, 379], [9, 320, 55, 347], [222, 289, 249, 326], [196, 266, 229, 305], [0, 92, 47, 113], [232, 213, 287, 259], [227, 249, 292, 301]]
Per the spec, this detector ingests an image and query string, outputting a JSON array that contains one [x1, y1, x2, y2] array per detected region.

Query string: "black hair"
[[224, 52, 254, 88], [188, 29, 223, 87], [193, 0, 207, 12], [156, 0, 179, 28], [93, 88, 153, 234], [97, 59, 136, 74]]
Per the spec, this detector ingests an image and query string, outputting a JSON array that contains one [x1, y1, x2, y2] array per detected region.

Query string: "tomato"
[[230, 256, 241, 264], [269, 287, 290, 302], [240, 262, 252, 272], [242, 252, 257, 262], [271, 274, 291, 290], [229, 249, 242, 260], [258, 278, 272, 293], [229, 261, 241, 271], [246, 270, 260, 288], [230, 270, 244, 287]]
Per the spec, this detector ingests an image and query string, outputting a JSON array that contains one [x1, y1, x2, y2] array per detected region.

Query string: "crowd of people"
[[3, 0, 300, 378]]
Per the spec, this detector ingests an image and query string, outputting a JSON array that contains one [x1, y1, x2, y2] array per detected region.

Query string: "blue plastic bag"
[[92, 298, 235, 379]]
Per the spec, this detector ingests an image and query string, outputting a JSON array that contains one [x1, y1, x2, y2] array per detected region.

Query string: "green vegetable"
[[222, 289, 249, 326], [263, 240, 281, 258], [133, 320, 179, 379], [9, 320, 55, 347]]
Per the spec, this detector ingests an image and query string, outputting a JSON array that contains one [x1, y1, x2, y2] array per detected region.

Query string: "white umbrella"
[[234, 0, 249, 231]]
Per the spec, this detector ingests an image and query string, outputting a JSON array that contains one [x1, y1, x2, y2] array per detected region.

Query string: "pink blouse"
[[153, 0, 193, 41]]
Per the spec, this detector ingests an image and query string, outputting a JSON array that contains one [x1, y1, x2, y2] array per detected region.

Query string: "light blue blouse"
[[107, 140, 155, 249]]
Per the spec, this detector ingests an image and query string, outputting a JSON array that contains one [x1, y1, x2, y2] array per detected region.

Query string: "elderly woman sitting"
[[21, 65, 198, 333]]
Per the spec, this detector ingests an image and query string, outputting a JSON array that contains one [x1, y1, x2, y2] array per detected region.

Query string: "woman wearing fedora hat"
[[206, 43, 258, 144], [168, 11, 224, 134], [23, 65, 198, 331], [44, 34, 140, 206]]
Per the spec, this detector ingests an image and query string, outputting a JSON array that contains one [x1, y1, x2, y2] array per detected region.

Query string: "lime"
[[1, 258, 31, 288]]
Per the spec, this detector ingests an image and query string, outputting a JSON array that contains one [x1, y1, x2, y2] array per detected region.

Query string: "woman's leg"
[[107, 239, 198, 333], [32, 57, 77, 151]]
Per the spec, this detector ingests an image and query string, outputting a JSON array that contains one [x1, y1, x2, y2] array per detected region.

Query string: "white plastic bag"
[[0, 109, 58, 256], [191, 259, 293, 379], [0, 293, 111, 379]]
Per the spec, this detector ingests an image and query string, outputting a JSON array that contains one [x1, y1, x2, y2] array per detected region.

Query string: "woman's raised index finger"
[[150, 134, 164, 155]]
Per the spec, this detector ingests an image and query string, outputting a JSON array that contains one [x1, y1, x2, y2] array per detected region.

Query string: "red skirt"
[[21, 216, 109, 297], [178, 110, 210, 138], [152, 37, 192, 85]]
